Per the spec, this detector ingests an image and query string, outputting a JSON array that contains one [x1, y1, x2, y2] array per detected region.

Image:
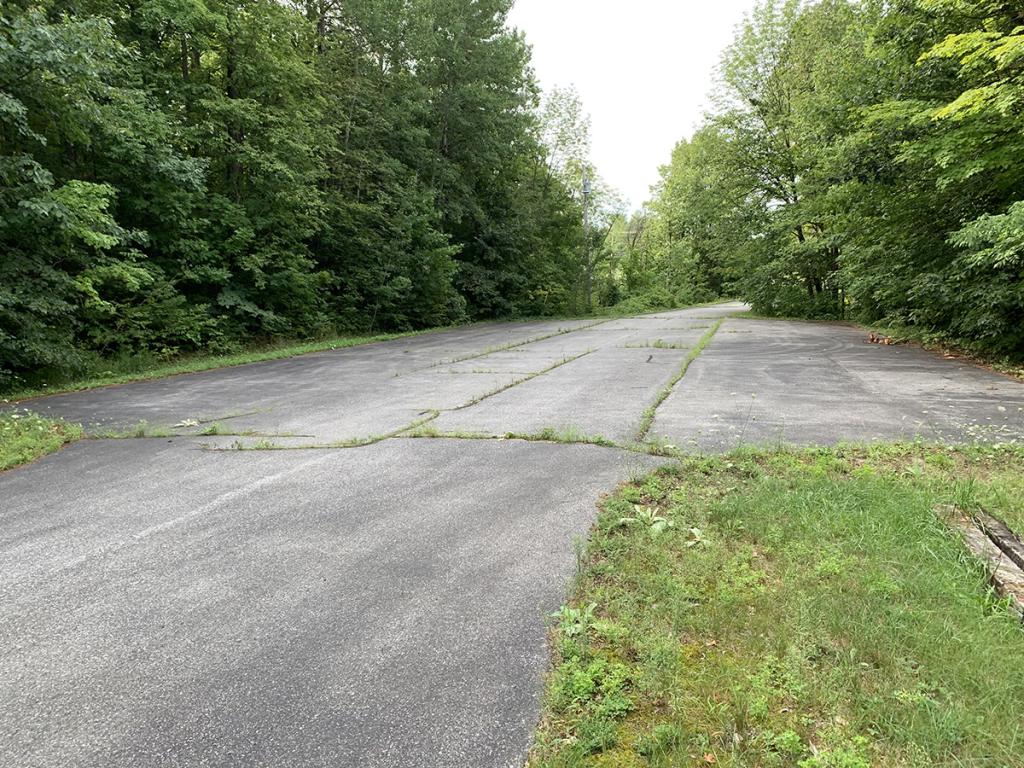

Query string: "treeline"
[[0, 0, 590, 388], [634, 0, 1023, 357]]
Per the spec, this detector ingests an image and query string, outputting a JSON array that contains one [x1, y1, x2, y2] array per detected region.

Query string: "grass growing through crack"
[[530, 443, 1024, 768], [635, 319, 724, 441], [0, 409, 83, 470], [215, 411, 441, 451], [426, 320, 609, 370], [450, 351, 595, 410], [530, 426, 618, 447], [404, 423, 619, 449], [404, 423, 694, 459], [623, 340, 690, 350]]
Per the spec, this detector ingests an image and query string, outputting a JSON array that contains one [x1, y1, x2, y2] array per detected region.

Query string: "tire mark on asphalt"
[[43, 452, 338, 579]]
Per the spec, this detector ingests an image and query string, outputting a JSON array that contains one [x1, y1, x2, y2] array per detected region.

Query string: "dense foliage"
[[7, 0, 1021, 387], [635, 0, 1024, 357], [0, 0, 593, 389]]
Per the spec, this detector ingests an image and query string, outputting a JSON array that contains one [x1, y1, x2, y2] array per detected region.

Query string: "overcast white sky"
[[507, 1, 757, 210]]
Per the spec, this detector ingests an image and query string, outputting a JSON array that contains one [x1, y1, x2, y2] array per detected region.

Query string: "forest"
[[2, 0, 1022, 392], [0, 0, 602, 390], [615, 0, 1024, 358]]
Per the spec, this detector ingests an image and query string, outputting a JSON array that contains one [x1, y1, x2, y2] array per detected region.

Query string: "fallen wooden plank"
[[972, 509, 1024, 573], [936, 505, 1024, 621]]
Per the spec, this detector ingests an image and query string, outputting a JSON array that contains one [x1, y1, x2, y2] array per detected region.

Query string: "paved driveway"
[[2, 304, 1021, 767]]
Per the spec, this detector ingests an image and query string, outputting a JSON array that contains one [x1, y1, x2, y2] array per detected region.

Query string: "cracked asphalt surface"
[[2, 303, 1023, 767]]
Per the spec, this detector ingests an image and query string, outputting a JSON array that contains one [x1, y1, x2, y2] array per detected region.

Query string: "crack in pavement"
[[198, 410, 443, 452], [198, 350, 600, 452], [394, 318, 612, 378], [398, 427, 679, 460], [446, 350, 595, 412], [635, 319, 724, 442], [192, 318, 725, 455]]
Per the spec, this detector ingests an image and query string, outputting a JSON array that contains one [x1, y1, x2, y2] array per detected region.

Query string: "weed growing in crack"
[[210, 411, 442, 452], [623, 339, 689, 350], [425, 320, 609, 371], [635, 318, 724, 442], [403, 425, 683, 459], [525, 427, 617, 448], [451, 351, 595, 411], [88, 421, 176, 439]]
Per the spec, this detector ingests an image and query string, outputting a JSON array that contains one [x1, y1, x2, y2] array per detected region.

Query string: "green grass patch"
[[530, 443, 1024, 768], [0, 409, 83, 471]]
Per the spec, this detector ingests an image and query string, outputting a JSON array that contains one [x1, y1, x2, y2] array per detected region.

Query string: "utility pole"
[[582, 170, 592, 312]]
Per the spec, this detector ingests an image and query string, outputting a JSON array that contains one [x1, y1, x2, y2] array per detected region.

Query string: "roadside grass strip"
[[0, 409, 83, 471], [635, 319, 723, 442], [530, 443, 1024, 768], [6, 331, 442, 401]]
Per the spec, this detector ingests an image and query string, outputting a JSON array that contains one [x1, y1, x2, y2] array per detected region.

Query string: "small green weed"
[[613, 505, 675, 537], [552, 603, 596, 639], [550, 656, 634, 722]]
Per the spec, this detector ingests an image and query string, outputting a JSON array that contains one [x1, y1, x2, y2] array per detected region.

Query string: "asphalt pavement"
[[2, 303, 1022, 767]]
